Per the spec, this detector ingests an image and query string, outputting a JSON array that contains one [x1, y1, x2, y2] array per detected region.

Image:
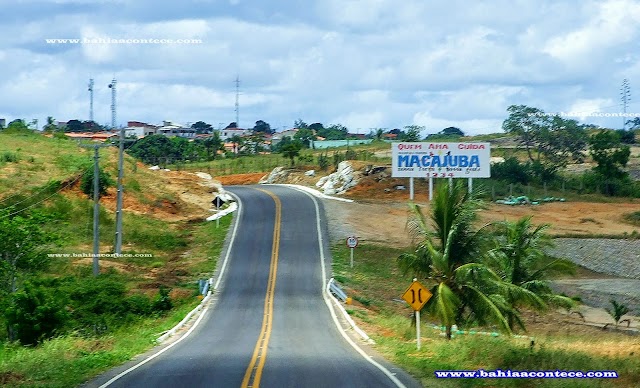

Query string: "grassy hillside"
[[0, 131, 232, 386]]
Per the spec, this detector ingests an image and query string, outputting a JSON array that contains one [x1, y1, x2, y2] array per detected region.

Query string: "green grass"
[[0, 131, 236, 386], [0, 302, 199, 388], [331, 243, 640, 387], [623, 211, 640, 226], [0, 214, 233, 387]]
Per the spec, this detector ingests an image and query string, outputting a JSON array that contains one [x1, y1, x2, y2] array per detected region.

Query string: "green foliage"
[[280, 141, 303, 166], [1, 152, 19, 163], [490, 157, 531, 184], [252, 120, 273, 134], [152, 286, 173, 312], [317, 152, 330, 171], [398, 182, 516, 339], [127, 134, 209, 165], [190, 121, 213, 134], [80, 167, 114, 199], [2, 120, 31, 135], [402, 125, 423, 142], [605, 299, 630, 326], [623, 211, 640, 226], [617, 129, 636, 144], [293, 127, 316, 147], [297, 153, 313, 164], [316, 124, 349, 140], [503, 105, 587, 180], [4, 281, 69, 345], [589, 130, 630, 179], [0, 213, 53, 295], [344, 149, 357, 160], [486, 217, 575, 330]]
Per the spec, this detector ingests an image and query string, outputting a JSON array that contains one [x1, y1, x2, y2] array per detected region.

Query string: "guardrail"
[[328, 278, 348, 302]]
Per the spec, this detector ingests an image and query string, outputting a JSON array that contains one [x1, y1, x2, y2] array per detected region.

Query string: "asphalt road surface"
[[87, 185, 420, 388]]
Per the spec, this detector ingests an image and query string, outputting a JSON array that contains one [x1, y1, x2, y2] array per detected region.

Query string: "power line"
[[0, 165, 93, 219]]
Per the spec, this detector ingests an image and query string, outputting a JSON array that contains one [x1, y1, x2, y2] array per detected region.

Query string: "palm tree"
[[486, 216, 575, 330], [398, 182, 532, 339]]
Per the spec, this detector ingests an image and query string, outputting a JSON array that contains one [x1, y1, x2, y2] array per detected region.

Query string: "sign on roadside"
[[346, 236, 358, 248], [402, 280, 432, 311], [391, 142, 491, 178], [402, 279, 432, 350]]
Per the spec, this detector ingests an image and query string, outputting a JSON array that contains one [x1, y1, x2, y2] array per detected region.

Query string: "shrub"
[[4, 282, 69, 345], [152, 286, 173, 312], [80, 167, 114, 198], [490, 157, 531, 184]]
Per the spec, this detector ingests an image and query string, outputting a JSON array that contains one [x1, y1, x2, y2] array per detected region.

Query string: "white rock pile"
[[315, 161, 358, 195]]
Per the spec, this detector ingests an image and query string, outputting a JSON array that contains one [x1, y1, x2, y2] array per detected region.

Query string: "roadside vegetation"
[[0, 127, 232, 387]]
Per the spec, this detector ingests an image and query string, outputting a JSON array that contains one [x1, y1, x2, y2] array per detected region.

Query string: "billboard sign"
[[391, 142, 491, 178]]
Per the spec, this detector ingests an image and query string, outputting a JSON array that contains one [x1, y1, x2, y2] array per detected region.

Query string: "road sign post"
[[346, 236, 358, 268], [402, 278, 432, 350]]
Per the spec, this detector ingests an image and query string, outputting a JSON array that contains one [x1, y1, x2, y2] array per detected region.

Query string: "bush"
[[80, 167, 114, 198], [66, 276, 130, 334], [4, 282, 69, 345], [490, 157, 531, 184], [317, 153, 330, 171], [152, 286, 173, 312]]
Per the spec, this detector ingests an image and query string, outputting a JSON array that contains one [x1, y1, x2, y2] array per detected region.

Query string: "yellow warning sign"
[[402, 280, 432, 311]]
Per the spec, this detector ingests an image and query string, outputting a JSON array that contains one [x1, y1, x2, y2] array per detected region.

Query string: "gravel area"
[[547, 238, 640, 279], [550, 279, 640, 315]]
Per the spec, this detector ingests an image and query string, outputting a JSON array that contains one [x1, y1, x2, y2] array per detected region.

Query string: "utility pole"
[[621, 78, 631, 130], [81, 143, 110, 276], [88, 78, 94, 123], [115, 126, 125, 254]]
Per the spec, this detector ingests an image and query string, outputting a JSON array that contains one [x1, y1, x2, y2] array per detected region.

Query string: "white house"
[[217, 128, 253, 141]]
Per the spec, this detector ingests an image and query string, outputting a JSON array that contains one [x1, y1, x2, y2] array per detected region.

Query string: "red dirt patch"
[[216, 173, 265, 185]]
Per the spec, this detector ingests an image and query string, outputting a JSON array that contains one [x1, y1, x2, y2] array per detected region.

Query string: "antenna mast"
[[235, 76, 240, 127], [88, 78, 94, 123], [621, 78, 631, 130], [108, 78, 117, 129]]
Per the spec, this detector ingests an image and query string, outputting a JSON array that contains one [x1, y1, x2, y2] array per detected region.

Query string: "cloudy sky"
[[1, 0, 639, 135]]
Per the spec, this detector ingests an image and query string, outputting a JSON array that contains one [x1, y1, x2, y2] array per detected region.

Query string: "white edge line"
[[327, 278, 373, 343], [98, 191, 244, 387], [98, 298, 212, 388], [214, 192, 242, 290], [292, 186, 407, 388]]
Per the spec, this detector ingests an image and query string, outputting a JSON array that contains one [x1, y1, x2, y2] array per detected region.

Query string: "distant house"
[[348, 133, 367, 140], [125, 121, 158, 138], [157, 120, 196, 139], [270, 128, 299, 147], [383, 133, 398, 140], [217, 128, 252, 141], [0, 118, 5, 128]]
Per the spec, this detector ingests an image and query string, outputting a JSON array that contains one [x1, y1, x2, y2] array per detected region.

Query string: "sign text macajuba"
[[391, 142, 491, 178]]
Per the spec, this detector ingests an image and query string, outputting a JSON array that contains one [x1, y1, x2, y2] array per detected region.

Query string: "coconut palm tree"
[[486, 216, 575, 330], [398, 182, 538, 339]]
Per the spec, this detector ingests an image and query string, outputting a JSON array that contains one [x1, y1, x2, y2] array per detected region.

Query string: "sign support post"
[[416, 309, 421, 350], [409, 177, 414, 201], [428, 177, 433, 201], [402, 278, 432, 350], [346, 236, 359, 268]]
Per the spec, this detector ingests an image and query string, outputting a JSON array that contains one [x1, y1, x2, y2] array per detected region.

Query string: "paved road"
[[87, 185, 419, 388]]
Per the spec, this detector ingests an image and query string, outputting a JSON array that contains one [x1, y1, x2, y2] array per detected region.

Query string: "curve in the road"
[[87, 185, 419, 388]]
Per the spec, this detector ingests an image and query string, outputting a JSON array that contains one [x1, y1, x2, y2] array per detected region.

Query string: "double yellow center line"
[[241, 189, 281, 388]]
